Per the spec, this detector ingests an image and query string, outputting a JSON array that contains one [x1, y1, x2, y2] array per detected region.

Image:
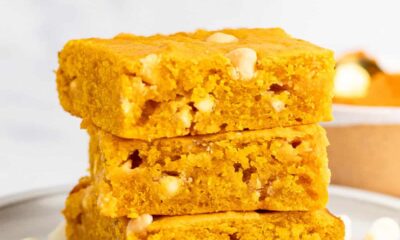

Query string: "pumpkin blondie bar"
[[64, 178, 345, 240], [57, 28, 334, 140], [87, 123, 330, 217]]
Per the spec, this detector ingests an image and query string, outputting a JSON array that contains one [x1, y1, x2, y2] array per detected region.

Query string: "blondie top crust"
[[57, 28, 334, 140], [88, 123, 330, 217], [64, 178, 344, 240]]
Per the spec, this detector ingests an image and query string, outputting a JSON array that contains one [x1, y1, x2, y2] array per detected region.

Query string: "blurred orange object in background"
[[334, 51, 400, 106], [328, 51, 400, 197]]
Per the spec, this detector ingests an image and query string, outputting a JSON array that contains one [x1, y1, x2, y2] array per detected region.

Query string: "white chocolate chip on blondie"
[[226, 48, 257, 81], [206, 32, 238, 43], [195, 95, 215, 112], [160, 176, 182, 197], [271, 99, 285, 112], [140, 54, 160, 85], [126, 214, 153, 235], [121, 98, 132, 114], [178, 107, 193, 128], [69, 80, 77, 90], [82, 186, 93, 210], [253, 178, 262, 200], [121, 160, 133, 171]]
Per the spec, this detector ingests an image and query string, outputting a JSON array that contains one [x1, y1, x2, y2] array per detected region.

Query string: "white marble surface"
[[1, 0, 400, 198]]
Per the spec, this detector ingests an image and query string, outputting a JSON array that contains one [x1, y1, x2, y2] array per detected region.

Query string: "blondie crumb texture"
[[87, 123, 330, 217], [57, 28, 334, 140], [64, 178, 344, 240]]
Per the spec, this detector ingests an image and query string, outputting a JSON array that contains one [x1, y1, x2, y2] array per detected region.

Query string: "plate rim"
[[0, 185, 71, 210], [329, 185, 400, 210], [322, 104, 400, 126], [333, 103, 400, 112], [0, 184, 399, 210]]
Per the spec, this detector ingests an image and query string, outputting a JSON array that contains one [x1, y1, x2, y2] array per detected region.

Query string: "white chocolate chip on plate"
[[365, 217, 400, 240], [126, 214, 153, 235], [226, 48, 257, 81], [206, 32, 238, 43], [47, 221, 66, 240]]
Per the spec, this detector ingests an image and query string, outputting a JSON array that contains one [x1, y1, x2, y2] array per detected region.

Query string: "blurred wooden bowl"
[[324, 104, 400, 197]]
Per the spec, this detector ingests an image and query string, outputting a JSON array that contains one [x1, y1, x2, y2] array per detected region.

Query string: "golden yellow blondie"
[[87, 123, 330, 217], [57, 28, 334, 140], [64, 178, 344, 240]]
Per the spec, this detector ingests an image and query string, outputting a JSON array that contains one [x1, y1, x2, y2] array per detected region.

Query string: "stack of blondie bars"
[[56, 28, 344, 239]]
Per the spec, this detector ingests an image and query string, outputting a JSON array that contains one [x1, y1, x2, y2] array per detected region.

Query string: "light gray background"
[[1, 0, 400, 197]]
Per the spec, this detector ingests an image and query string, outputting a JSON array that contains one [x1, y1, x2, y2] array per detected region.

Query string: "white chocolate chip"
[[126, 214, 153, 235], [206, 145, 212, 152], [270, 99, 285, 112], [206, 32, 238, 43], [226, 48, 257, 81], [255, 178, 262, 190], [365, 217, 400, 240], [181, 173, 193, 183], [140, 54, 160, 85], [121, 160, 133, 171], [186, 177, 193, 183], [97, 193, 115, 211], [338, 215, 352, 240], [266, 184, 275, 196], [48, 221, 66, 240], [178, 108, 192, 128], [69, 80, 77, 90], [334, 63, 370, 98], [160, 175, 182, 197], [254, 178, 262, 200], [97, 193, 105, 208], [229, 67, 240, 80], [81, 186, 93, 210], [194, 95, 214, 112], [121, 98, 132, 114]]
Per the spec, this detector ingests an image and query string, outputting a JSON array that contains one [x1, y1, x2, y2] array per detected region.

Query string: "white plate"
[[0, 185, 399, 240]]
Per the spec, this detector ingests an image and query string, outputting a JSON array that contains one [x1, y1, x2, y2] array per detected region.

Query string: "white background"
[[1, 0, 400, 198]]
